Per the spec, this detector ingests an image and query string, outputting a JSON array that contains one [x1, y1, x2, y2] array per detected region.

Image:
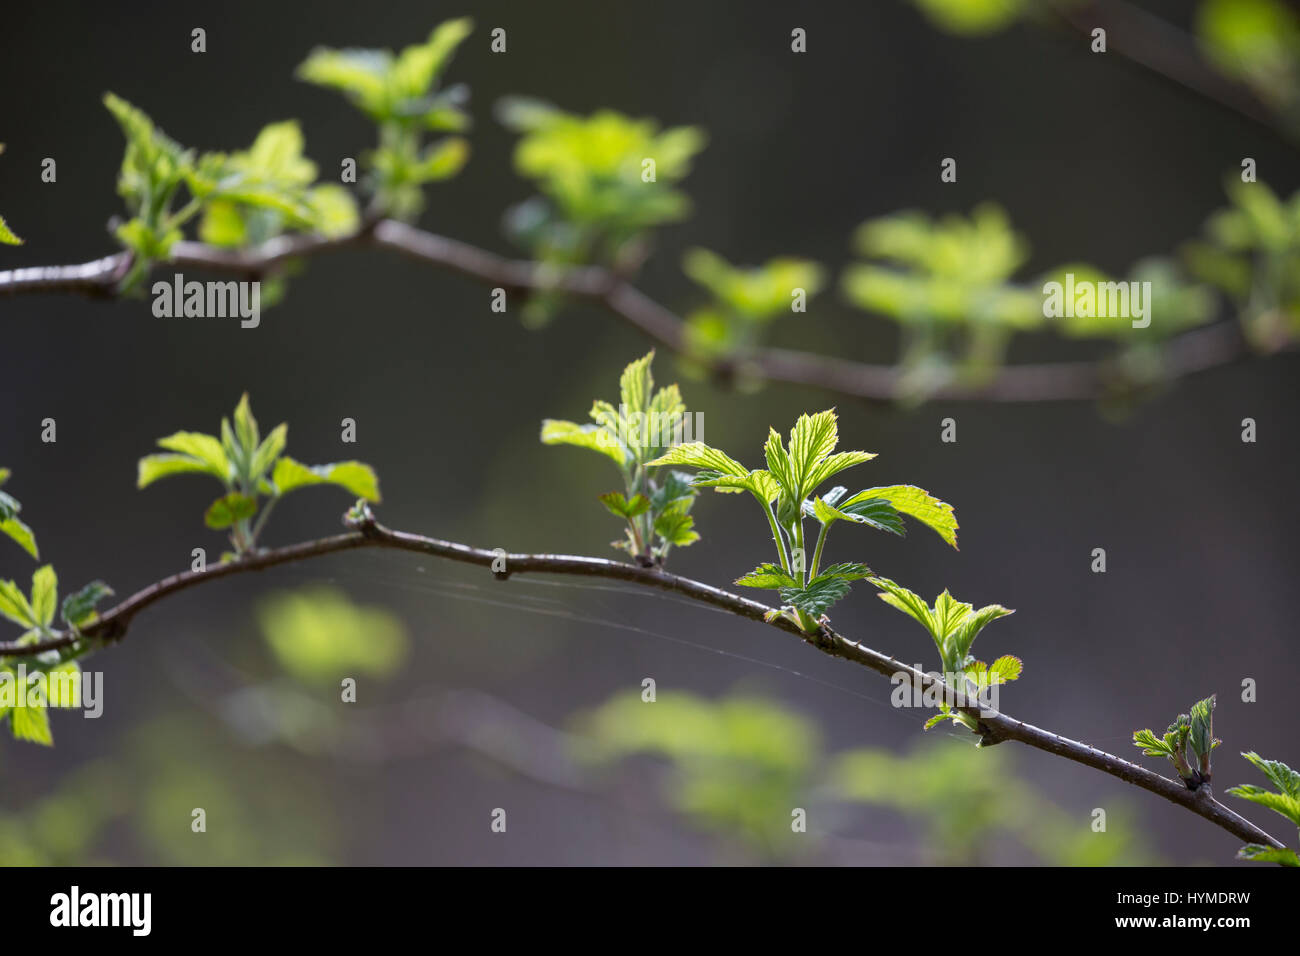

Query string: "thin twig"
[[1045, 0, 1290, 141], [0, 221, 1260, 403], [0, 511, 1283, 851]]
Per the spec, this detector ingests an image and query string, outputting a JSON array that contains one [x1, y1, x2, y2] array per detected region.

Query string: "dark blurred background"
[[0, 0, 1296, 864]]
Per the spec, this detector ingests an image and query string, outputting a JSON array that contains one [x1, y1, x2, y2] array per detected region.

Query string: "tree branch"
[[0, 220, 1261, 403], [0, 510, 1282, 852], [1046, 0, 1291, 142]]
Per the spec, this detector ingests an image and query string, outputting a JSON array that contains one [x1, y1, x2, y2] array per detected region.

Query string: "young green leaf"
[[0, 514, 38, 560], [599, 492, 651, 520], [61, 581, 115, 629], [1227, 752, 1300, 827], [540, 419, 628, 467], [648, 442, 749, 480], [814, 562, 873, 583], [137, 452, 226, 488], [10, 700, 52, 746], [653, 504, 699, 548], [30, 565, 57, 628], [780, 577, 852, 617], [0, 470, 39, 560], [0, 213, 22, 245], [155, 432, 230, 476], [271, 457, 381, 502], [205, 492, 258, 530], [869, 576, 1014, 676], [841, 485, 958, 548], [735, 563, 799, 590], [0, 579, 37, 628], [249, 423, 289, 481], [1236, 845, 1300, 867]]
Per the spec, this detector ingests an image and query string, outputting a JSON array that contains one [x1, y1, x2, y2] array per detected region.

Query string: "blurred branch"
[[0, 506, 1282, 850], [1046, 0, 1289, 141], [0, 220, 1261, 403]]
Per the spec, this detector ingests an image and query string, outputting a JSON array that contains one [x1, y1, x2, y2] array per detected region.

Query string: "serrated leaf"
[[735, 563, 799, 590], [271, 457, 381, 502], [11, 701, 52, 745], [540, 419, 627, 467], [598, 491, 651, 520], [156, 431, 229, 475], [0, 579, 36, 627], [653, 508, 699, 547], [780, 576, 852, 616], [813, 562, 872, 583], [986, 654, 1022, 683], [0, 516, 38, 560], [44, 661, 82, 708], [1134, 728, 1178, 759], [1240, 751, 1300, 799], [647, 442, 748, 478], [233, 393, 260, 458], [204, 492, 258, 530], [650, 471, 695, 511], [950, 603, 1014, 663], [842, 485, 958, 548], [30, 565, 56, 628], [619, 351, 655, 418], [806, 450, 877, 491], [1188, 694, 1218, 759], [693, 468, 780, 503], [61, 580, 114, 629], [137, 453, 225, 488], [786, 410, 840, 496], [249, 423, 288, 482], [868, 576, 936, 637], [1236, 844, 1300, 867], [805, 494, 902, 536]]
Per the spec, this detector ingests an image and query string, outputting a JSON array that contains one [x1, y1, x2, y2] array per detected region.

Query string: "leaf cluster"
[[650, 407, 958, 632], [868, 576, 1017, 732], [542, 352, 699, 565], [1132, 694, 1221, 789], [499, 96, 705, 291], [138, 394, 380, 557], [682, 247, 825, 356], [103, 94, 356, 291], [297, 17, 473, 219], [1227, 751, 1300, 867]]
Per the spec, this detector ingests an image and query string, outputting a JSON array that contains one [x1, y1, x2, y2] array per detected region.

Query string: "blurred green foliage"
[[1184, 179, 1300, 349], [682, 248, 825, 356], [137, 393, 381, 557], [833, 741, 1151, 865], [103, 94, 356, 291], [575, 689, 1152, 864], [574, 690, 819, 859], [542, 352, 701, 565], [297, 18, 473, 220], [499, 97, 704, 323], [843, 204, 1042, 398], [910, 0, 1028, 36], [257, 585, 408, 684], [1198, 0, 1300, 114]]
